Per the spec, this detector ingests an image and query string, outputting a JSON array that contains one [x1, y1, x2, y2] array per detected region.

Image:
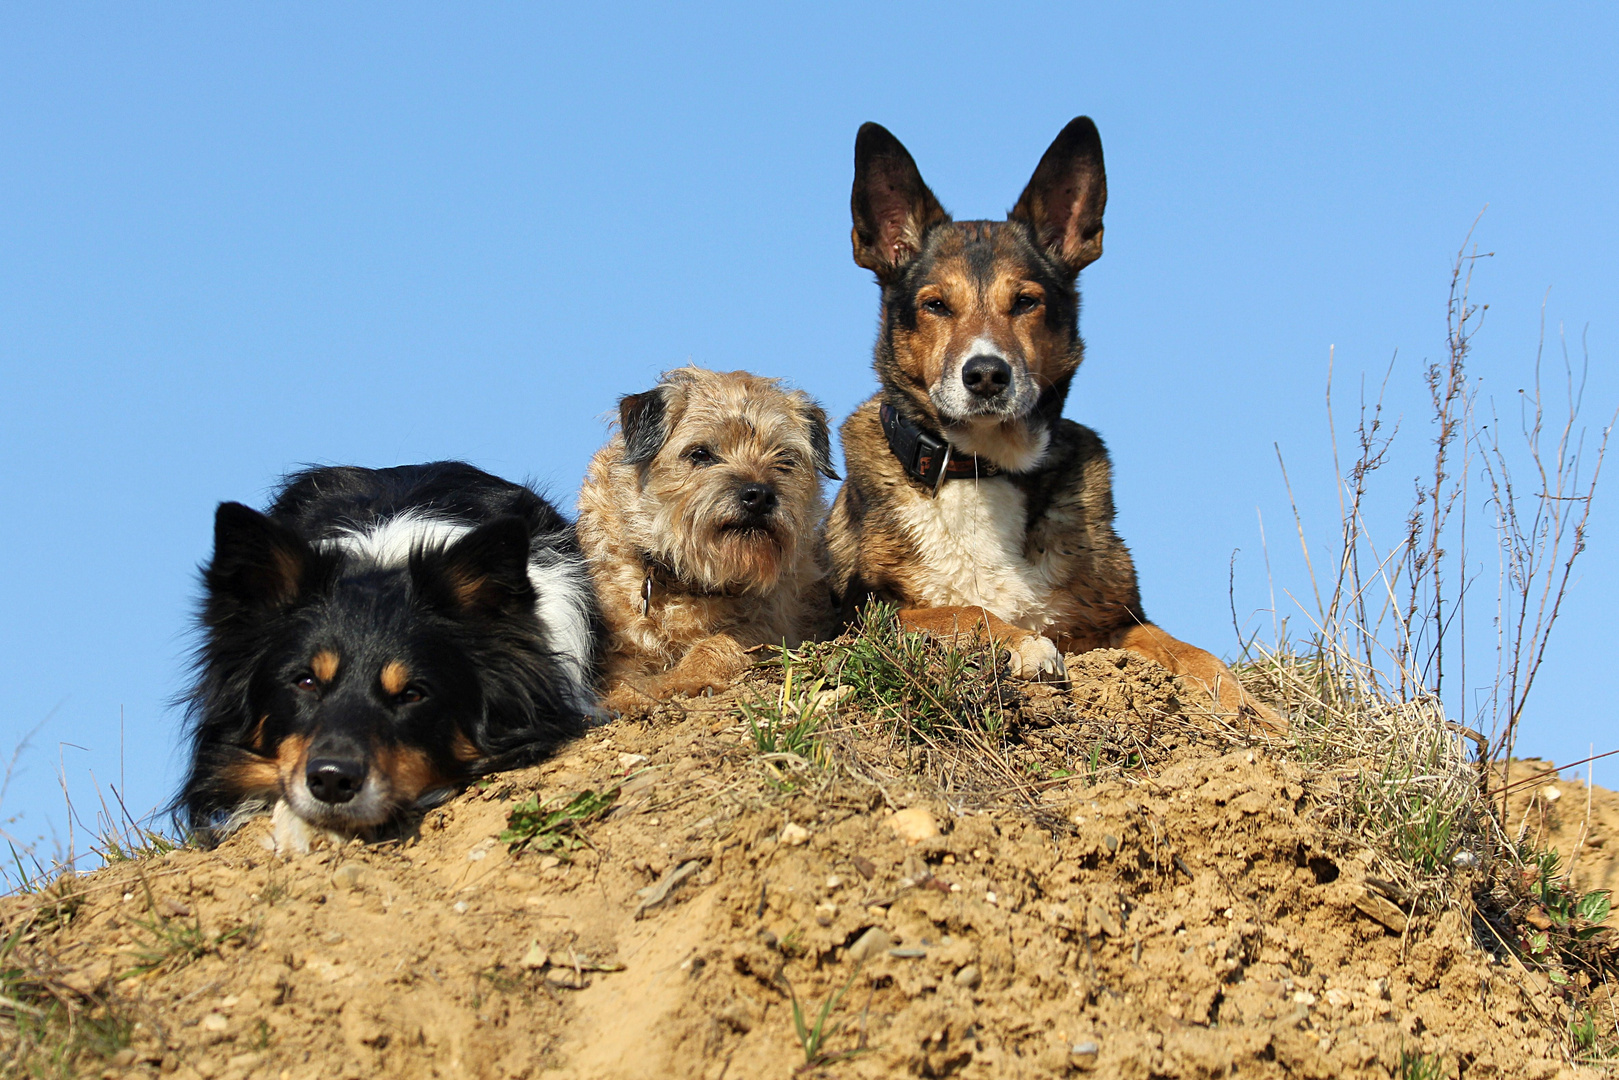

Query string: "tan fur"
[[379, 660, 410, 697], [310, 649, 339, 683], [578, 366, 835, 708]]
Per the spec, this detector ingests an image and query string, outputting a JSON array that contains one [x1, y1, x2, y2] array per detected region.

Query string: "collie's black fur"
[[177, 462, 602, 848]]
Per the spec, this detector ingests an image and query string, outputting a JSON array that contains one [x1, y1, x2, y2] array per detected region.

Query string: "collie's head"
[[178, 502, 575, 843]]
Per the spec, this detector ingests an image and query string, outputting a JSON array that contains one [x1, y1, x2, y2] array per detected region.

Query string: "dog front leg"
[[640, 633, 753, 700], [1110, 624, 1285, 733], [897, 606, 1067, 682]]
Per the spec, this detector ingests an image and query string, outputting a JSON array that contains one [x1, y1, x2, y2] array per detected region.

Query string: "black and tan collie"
[[178, 462, 602, 852]]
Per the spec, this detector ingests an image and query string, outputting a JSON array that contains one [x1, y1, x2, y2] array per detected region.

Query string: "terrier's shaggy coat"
[[578, 366, 838, 705], [823, 118, 1280, 726]]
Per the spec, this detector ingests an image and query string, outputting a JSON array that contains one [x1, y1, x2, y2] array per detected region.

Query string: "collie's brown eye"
[[921, 297, 951, 316], [294, 674, 318, 692], [686, 446, 715, 465], [1012, 294, 1041, 315], [396, 686, 425, 705]]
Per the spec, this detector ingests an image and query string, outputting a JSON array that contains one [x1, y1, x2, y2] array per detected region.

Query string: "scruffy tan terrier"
[[577, 366, 840, 708]]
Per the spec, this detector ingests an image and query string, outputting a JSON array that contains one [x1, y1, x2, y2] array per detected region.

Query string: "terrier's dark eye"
[[1011, 294, 1041, 315], [686, 446, 715, 465], [396, 686, 425, 705], [921, 297, 951, 317], [294, 674, 319, 692]]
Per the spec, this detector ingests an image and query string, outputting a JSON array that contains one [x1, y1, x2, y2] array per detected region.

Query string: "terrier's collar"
[[639, 555, 749, 616], [879, 402, 1001, 494]]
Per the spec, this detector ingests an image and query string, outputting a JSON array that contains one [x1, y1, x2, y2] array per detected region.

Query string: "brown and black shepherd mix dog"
[[823, 117, 1280, 727]]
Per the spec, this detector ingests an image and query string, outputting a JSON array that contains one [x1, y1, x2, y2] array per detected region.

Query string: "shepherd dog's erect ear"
[[1009, 117, 1107, 276], [618, 385, 672, 466], [206, 502, 323, 613], [850, 122, 950, 282], [415, 517, 535, 619]]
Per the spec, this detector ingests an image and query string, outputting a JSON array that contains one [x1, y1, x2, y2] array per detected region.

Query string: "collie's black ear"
[[416, 517, 534, 618], [1009, 116, 1107, 276], [851, 122, 950, 282], [206, 502, 320, 612], [618, 385, 671, 466], [806, 402, 840, 481]]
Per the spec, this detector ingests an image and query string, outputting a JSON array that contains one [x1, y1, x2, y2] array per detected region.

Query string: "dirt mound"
[[1, 650, 1604, 1079], [1505, 760, 1619, 920]]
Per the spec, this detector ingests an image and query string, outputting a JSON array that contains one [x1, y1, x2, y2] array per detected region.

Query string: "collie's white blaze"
[[326, 512, 597, 711], [895, 476, 1065, 632], [327, 510, 472, 566]]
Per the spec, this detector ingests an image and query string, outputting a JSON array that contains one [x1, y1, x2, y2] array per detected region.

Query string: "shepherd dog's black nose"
[[962, 354, 1012, 398], [306, 758, 366, 804]]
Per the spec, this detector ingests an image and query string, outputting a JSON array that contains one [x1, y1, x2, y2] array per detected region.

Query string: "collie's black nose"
[[961, 355, 1012, 398], [737, 483, 778, 516], [306, 758, 365, 804]]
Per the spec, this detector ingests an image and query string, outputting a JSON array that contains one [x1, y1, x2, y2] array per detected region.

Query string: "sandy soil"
[[1, 652, 1605, 1079], [1505, 760, 1619, 921]]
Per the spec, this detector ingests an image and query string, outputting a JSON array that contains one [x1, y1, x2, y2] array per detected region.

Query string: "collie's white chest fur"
[[896, 478, 1063, 631]]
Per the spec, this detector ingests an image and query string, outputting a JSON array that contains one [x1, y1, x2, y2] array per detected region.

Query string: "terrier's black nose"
[[737, 483, 778, 516], [961, 355, 1012, 398], [306, 758, 366, 804]]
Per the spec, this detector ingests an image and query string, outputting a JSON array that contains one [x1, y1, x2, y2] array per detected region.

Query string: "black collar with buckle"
[[879, 402, 1001, 494]]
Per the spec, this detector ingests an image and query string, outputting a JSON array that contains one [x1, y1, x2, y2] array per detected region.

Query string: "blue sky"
[[3, 3, 1616, 864]]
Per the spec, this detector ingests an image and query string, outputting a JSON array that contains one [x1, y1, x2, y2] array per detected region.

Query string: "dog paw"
[[1006, 634, 1067, 682], [656, 671, 733, 699]]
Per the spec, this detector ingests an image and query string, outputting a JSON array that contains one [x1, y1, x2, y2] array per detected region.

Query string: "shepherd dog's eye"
[[396, 686, 426, 705], [921, 297, 952, 317], [1012, 294, 1041, 315], [294, 674, 319, 692], [686, 446, 715, 465]]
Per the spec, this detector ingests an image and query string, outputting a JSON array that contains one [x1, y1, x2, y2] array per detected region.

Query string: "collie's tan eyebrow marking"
[[380, 660, 411, 697], [311, 650, 339, 683]]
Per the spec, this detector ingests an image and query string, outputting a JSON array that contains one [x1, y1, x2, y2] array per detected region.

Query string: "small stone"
[[1102, 834, 1120, 853], [157, 898, 192, 918], [1292, 990, 1317, 1006], [1368, 977, 1391, 1000], [825, 874, 843, 890], [954, 964, 982, 988], [226, 1053, 262, 1071], [887, 807, 940, 844], [845, 927, 893, 964], [521, 943, 549, 969], [453, 901, 469, 914], [201, 1013, 228, 1032], [1070, 1040, 1100, 1069], [618, 752, 649, 770], [780, 822, 811, 846], [1324, 988, 1352, 1009], [538, 855, 562, 871], [331, 863, 367, 890], [814, 903, 837, 927], [1543, 786, 1561, 802], [985, 891, 998, 906]]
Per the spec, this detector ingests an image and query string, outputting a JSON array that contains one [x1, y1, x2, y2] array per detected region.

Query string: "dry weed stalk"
[[1249, 220, 1614, 921]]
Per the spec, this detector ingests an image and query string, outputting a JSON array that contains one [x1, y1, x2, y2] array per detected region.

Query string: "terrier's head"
[[615, 366, 838, 593]]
